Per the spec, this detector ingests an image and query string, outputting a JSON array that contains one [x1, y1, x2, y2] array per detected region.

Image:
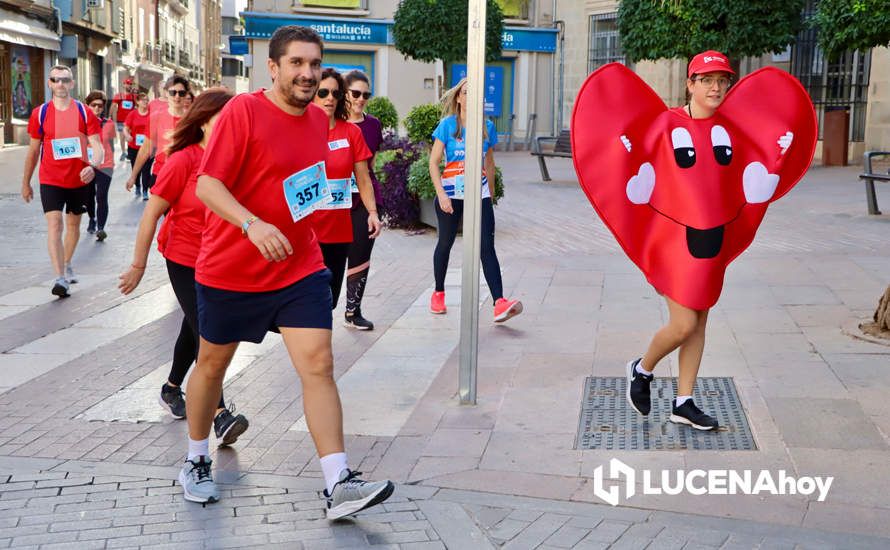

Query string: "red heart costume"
[[571, 64, 817, 310]]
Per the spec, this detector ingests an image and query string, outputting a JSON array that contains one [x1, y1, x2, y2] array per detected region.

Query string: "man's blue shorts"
[[196, 269, 333, 344]]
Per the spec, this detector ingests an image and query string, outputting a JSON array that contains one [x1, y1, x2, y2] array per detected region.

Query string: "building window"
[[298, 0, 366, 8], [222, 16, 239, 36], [790, 2, 870, 142], [497, 0, 528, 19], [222, 57, 243, 77], [588, 13, 624, 73]]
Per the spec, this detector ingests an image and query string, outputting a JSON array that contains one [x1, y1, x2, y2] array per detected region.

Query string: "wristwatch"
[[241, 216, 259, 236]]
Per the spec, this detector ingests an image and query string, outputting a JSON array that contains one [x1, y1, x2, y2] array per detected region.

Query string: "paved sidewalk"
[[1, 145, 889, 549]]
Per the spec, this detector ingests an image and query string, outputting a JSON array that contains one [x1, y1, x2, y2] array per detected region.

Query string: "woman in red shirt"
[[84, 90, 117, 241], [123, 91, 152, 199], [311, 68, 381, 310], [118, 88, 250, 446]]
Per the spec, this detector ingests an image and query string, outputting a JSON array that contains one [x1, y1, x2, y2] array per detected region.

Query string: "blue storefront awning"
[[229, 35, 249, 55], [242, 12, 557, 53]]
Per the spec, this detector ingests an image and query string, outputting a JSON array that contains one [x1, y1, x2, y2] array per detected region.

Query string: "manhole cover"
[[576, 377, 756, 450]]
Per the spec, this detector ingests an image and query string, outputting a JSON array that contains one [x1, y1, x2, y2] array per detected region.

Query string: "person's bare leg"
[[279, 327, 344, 456], [640, 296, 699, 372], [45, 212, 65, 277], [63, 212, 82, 266], [186, 338, 238, 440], [676, 309, 709, 396]]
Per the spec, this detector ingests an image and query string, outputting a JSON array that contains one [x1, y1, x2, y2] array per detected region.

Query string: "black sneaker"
[[96, 229, 107, 242], [670, 399, 719, 431], [51, 277, 70, 298], [344, 309, 374, 331], [159, 384, 186, 419], [87, 219, 96, 234], [625, 358, 653, 416], [214, 404, 249, 447]]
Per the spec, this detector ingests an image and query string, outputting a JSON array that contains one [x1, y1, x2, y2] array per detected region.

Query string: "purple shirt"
[[355, 114, 383, 205]]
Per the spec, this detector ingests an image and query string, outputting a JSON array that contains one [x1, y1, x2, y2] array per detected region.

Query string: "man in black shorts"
[[21, 65, 103, 297], [178, 26, 394, 520]]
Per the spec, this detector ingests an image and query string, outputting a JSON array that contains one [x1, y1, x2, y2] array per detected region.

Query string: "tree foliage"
[[365, 96, 398, 132], [404, 103, 443, 144], [393, 0, 505, 64], [617, 0, 807, 62], [811, 0, 890, 59]]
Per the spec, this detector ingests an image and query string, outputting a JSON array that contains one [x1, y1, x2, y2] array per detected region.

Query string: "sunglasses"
[[168, 89, 188, 97], [348, 89, 372, 100], [316, 88, 343, 100], [49, 76, 72, 84]]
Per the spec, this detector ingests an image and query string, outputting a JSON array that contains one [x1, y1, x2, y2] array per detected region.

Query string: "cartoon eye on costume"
[[711, 125, 733, 166], [671, 128, 695, 168]]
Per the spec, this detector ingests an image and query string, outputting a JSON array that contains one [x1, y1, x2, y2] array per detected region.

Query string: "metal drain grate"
[[576, 377, 757, 451]]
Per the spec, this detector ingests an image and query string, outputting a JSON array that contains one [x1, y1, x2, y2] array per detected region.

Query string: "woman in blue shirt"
[[427, 78, 522, 323]]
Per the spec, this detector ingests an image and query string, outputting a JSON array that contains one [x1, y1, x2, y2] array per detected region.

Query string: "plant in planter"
[[404, 103, 443, 145], [375, 134, 423, 228], [365, 96, 398, 133]]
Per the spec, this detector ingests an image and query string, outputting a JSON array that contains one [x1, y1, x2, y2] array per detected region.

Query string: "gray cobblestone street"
[[1, 146, 889, 549]]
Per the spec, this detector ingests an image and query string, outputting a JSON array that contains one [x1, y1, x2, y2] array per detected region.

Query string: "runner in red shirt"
[[110, 77, 137, 160], [311, 67, 381, 313], [178, 26, 393, 517], [123, 90, 153, 198], [118, 88, 250, 444], [83, 90, 117, 241], [126, 75, 189, 200], [21, 64, 102, 298]]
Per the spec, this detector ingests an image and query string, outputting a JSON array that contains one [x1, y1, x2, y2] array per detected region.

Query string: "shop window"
[[497, 0, 528, 19], [588, 13, 624, 73], [790, 1, 870, 142], [297, 0, 367, 9]]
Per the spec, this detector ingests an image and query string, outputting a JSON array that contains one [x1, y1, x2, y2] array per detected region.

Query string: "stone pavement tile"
[[417, 500, 495, 549], [502, 513, 570, 549], [803, 324, 890, 355], [205, 533, 271, 548], [408, 457, 479, 483], [40, 541, 106, 550], [768, 285, 841, 306], [723, 307, 802, 334], [758, 538, 798, 550], [822, 353, 890, 388], [400, 542, 446, 550], [784, 304, 855, 328], [464, 505, 511, 529], [366, 530, 430, 544], [423, 469, 584, 501], [494, 385, 582, 435], [507, 508, 543, 522], [542, 523, 590, 548], [105, 533, 173, 548], [480, 432, 581, 477], [716, 534, 764, 549], [749, 360, 849, 400], [767, 397, 887, 449], [372, 436, 428, 483], [420, 428, 491, 458], [788, 448, 890, 515]]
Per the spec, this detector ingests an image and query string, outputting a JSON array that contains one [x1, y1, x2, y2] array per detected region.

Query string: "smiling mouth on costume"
[[648, 205, 744, 259]]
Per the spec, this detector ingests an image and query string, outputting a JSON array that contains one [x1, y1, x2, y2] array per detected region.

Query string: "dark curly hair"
[[319, 67, 349, 121]]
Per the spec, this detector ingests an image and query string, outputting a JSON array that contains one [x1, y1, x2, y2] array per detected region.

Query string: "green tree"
[[365, 96, 398, 132], [404, 103, 443, 144], [617, 0, 807, 61], [393, 0, 505, 64], [811, 0, 890, 59]]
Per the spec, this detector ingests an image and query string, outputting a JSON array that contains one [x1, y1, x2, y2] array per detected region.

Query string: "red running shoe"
[[494, 298, 523, 323], [430, 291, 447, 314]]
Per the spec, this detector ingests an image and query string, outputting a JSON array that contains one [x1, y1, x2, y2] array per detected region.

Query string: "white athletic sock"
[[187, 437, 210, 462], [635, 361, 653, 376], [320, 452, 349, 495], [675, 395, 692, 407]]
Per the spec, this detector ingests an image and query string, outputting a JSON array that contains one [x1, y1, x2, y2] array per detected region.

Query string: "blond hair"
[[439, 77, 488, 141]]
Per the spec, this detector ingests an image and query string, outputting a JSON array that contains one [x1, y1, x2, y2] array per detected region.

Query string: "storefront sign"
[[243, 13, 392, 45], [502, 27, 557, 53], [229, 36, 248, 55], [451, 64, 504, 117]]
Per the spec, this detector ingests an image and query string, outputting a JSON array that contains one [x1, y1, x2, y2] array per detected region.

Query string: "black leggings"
[[87, 169, 112, 230], [346, 195, 375, 314], [127, 148, 154, 193], [434, 196, 503, 301], [166, 259, 225, 409], [320, 242, 350, 309]]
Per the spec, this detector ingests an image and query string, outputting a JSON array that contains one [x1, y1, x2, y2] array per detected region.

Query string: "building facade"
[[0, 0, 60, 144], [221, 0, 248, 93], [242, 0, 560, 147]]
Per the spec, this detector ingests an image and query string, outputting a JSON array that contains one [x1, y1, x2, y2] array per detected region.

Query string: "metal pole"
[[459, 0, 486, 405]]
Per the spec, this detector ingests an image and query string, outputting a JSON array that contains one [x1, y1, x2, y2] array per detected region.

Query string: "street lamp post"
[[458, 0, 487, 405]]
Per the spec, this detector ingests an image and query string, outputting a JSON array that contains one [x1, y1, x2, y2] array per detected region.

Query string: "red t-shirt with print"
[[312, 119, 372, 243], [149, 108, 180, 175], [151, 143, 206, 268], [112, 92, 136, 122], [195, 90, 327, 292], [27, 101, 101, 189], [124, 109, 150, 151]]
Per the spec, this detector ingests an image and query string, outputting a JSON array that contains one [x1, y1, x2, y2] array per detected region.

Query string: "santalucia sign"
[[592, 458, 833, 506]]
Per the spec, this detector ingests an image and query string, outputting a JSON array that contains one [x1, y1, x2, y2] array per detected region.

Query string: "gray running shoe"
[[324, 469, 394, 520], [159, 384, 186, 419], [65, 265, 78, 284], [213, 404, 249, 447], [51, 277, 70, 298], [178, 456, 218, 503]]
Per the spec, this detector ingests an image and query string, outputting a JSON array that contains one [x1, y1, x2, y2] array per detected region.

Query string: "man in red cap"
[[111, 77, 138, 160]]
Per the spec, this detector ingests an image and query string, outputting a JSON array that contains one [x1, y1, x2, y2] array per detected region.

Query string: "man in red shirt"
[[125, 75, 189, 199], [110, 77, 138, 160], [21, 65, 103, 297], [179, 26, 394, 519]]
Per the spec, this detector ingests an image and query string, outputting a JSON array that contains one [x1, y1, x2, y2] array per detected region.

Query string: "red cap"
[[687, 51, 735, 77], [124, 78, 134, 85]]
